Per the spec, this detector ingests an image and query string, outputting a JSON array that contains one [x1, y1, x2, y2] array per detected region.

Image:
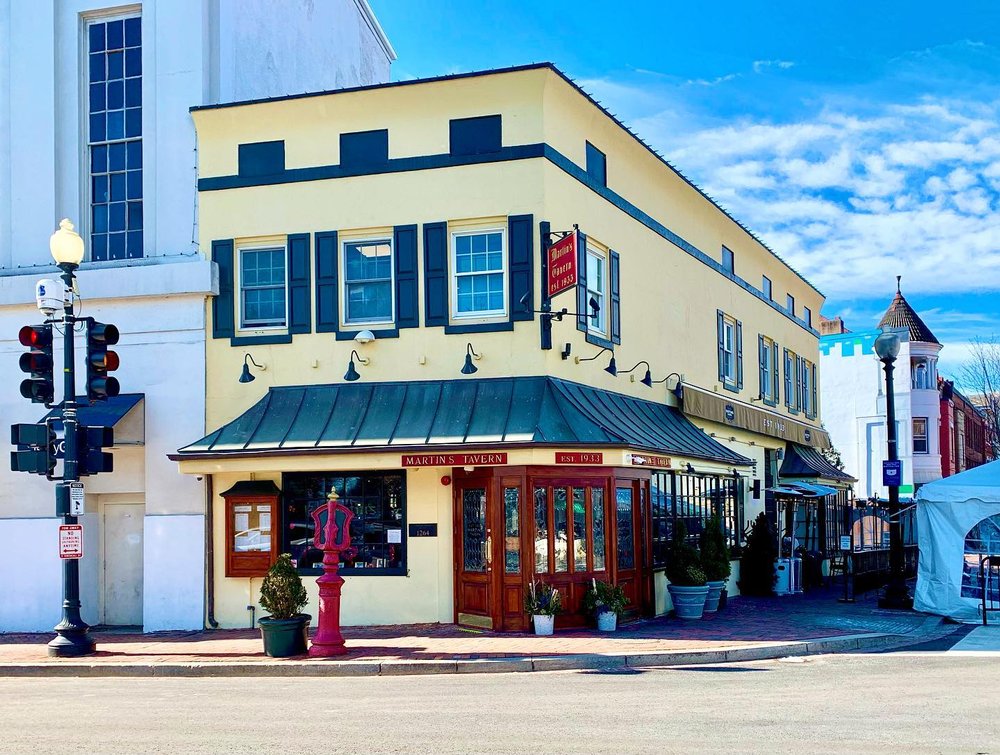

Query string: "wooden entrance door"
[[454, 477, 496, 629]]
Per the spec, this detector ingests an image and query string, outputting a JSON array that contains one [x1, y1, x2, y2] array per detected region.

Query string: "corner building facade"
[[177, 64, 830, 630]]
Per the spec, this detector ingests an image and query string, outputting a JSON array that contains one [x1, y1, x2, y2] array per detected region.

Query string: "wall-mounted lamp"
[[685, 463, 695, 473], [239, 353, 264, 383], [651, 372, 683, 393], [575, 346, 616, 376], [355, 329, 376, 345], [461, 343, 481, 375], [621, 360, 653, 387], [344, 349, 370, 382], [561, 343, 572, 360]]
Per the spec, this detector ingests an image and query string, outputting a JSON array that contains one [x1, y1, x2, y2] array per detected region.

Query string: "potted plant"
[[666, 520, 709, 619], [582, 579, 628, 631], [699, 513, 732, 613], [738, 512, 778, 596], [524, 580, 562, 635], [257, 553, 311, 657]]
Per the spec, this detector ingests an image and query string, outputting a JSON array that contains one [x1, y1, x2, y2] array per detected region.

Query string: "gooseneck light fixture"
[[575, 346, 617, 377], [651, 371, 683, 396], [873, 326, 912, 610], [621, 360, 653, 387], [461, 343, 481, 375], [239, 353, 264, 383], [344, 349, 369, 382]]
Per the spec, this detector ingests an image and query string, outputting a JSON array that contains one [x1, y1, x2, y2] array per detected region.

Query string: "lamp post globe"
[[49, 218, 85, 269], [873, 330, 901, 362]]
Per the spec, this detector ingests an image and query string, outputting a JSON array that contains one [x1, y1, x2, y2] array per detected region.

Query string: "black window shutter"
[[758, 335, 766, 397], [394, 224, 419, 329], [288, 233, 311, 334], [795, 355, 804, 410], [508, 214, 534, 322], [315, 231, 339, 333], [810, 363, 818, 419], [783, 348, 790, 408], [211, 239, 234, 339], [773, 340, 780, 404], [736, 319, 744, 389], [610, 250, 621, 344], [576, 232, 589, 332], [716, 310, 725, 382], [423, 222, 448, 327]]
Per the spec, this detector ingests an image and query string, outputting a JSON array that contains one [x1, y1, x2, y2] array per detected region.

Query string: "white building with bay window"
[[0, 0, 393, 632]]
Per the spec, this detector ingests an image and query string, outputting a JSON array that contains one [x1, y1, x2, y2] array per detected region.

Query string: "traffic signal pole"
[[47, 263, 94, 657]]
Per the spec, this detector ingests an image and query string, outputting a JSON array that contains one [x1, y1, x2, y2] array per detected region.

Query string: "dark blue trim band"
[[585, 332, 614, 350], [444, 322, 514, 335], [335, 328, 400, 341], [230, 334, 294, 346]]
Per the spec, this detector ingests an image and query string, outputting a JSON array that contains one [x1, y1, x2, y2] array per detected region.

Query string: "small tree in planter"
[[738, 512, 778, 596], [582, 579, 628, 631], [699, 513, 732, 613], [258, 553, 311, 657], [524, 580, 562, 635], [666, 521, 709, 619]]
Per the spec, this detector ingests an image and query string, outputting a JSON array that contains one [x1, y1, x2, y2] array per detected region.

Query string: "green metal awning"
[[174, 376, 752, 466], [779, 442, 856, 483]]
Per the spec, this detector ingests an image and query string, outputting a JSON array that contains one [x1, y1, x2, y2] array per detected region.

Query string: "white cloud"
[[752, 60, 796, 74]]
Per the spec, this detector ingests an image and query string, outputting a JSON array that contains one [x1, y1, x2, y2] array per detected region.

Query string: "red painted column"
[[309, 491, 354, 658]]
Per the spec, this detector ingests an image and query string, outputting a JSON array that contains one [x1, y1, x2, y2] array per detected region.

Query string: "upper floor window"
[[912, 357, 935, 390], [804, 307, 812, 328], [762, 276, 772, 301], [759, 335, 779, 405], [716, 311, 743, 391], [343, 239, 394, 325], [913, 418, 929, 454], [87, 14, 142, 261], [452, 229, 506, 319], [586, 247, 608, 335], [801, 357, 817, 418], [240, 247, 287, 329], [786, 294, 795, 317], [722, 247, 735, 274], [784, 348, 801, 412]]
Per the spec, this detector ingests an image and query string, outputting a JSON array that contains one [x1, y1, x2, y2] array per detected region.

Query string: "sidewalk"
[[0, 589, 957, 677]]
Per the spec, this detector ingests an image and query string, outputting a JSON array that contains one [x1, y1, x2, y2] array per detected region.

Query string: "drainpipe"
[[205, 474, 219, 628]]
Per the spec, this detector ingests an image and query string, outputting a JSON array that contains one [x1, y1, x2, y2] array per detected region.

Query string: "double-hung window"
[[87, 14, 142, 261], [586, 247, 608, 335], [759, 336, 779, 404], [801, 358, 816, 417], [762, 276, 773, 301], [784, 348, 800, 412], [240, 247, 287, 329], [717, 311, 742, 391], [913, 418, 929, 454], [452, 229, 506, 318], [343, 239, 393, 325]]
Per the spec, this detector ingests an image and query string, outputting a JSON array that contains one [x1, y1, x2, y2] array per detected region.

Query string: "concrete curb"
[[0, 631, 915, 677]]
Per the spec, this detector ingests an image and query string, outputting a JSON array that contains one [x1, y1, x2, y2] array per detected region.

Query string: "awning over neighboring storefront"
[[174, 377, 752, 465], [768, 482, 839, 498], [680, 384, 830, 448], [41, 393, 145, 445], [779, 442, 856, 483]]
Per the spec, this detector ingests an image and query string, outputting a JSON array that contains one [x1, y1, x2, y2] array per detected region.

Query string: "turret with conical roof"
[[878, 276, 939, 345]]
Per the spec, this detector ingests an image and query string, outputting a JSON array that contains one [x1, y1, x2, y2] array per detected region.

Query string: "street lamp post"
[[874, 330, 914, 610], [47, 219, 95, 657]]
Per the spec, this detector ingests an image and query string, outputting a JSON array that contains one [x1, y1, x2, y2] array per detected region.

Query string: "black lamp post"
[[874, 329, 913, 610], [47, 219, 96, 657]]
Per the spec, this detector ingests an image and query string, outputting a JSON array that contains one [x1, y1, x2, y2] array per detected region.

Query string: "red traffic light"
[[18, 325, 51, 348]]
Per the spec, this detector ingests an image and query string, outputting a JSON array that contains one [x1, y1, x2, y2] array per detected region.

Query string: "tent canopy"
[[917, 459, 1000, 505]]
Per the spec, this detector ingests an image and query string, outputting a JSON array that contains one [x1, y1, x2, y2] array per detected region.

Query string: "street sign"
[[882, 459, 903, 487], [69, 482, 84, 516], [546, 231, 579, 298], [58, 524, 83, 560], [840, 535, 852, 551]]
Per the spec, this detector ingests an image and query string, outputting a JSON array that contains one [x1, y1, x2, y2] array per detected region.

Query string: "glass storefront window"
[[592, 487, 606, 571], [534, 487, 548, 573], [573, 487, 587, 571], [504, 487, 520, 574], [282, 471, 405, 575], [554, 487, 569, 572], [616, 486, 635, 570]]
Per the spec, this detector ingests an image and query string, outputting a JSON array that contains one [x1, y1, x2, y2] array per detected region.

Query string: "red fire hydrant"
[[308, 489, 355, 657]]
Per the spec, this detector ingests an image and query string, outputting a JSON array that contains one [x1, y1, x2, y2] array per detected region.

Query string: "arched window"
[[961, 515, 1000, 600]]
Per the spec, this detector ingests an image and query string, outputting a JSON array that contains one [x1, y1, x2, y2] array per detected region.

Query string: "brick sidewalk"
[[0, 590, 939, 667]]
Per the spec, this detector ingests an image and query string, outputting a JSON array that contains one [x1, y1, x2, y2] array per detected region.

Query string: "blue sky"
[[370, 1, 1000, 381]]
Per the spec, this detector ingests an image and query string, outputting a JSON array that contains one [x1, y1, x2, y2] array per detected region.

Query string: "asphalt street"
[[1, 646, 998, 754]]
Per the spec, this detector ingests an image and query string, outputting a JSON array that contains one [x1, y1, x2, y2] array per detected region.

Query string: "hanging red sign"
[[546, 231, 579, 298]]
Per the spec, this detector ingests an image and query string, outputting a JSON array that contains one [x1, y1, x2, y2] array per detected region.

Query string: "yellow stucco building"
[[174, 63, 838, 630]]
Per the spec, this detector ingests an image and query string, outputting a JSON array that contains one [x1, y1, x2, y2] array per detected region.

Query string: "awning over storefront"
[[768, 482, 839, 498], [680, 384, 830, 448], [41, 393, 145, 445], [174, 377, 752, 465], [779, 442, 856, 483]]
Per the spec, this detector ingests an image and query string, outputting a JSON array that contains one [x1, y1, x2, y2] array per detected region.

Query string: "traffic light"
[[18, 324, 54, 404], [85, 318, 120, 402], [77, 424, 113, 476], [10, 422, 56, 476]]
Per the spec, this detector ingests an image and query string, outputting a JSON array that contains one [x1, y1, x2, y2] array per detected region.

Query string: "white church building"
[[0, 0, 394, 632]]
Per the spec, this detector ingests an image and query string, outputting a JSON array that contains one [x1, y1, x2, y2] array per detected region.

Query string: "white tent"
[[915, 459, 1000, 622]]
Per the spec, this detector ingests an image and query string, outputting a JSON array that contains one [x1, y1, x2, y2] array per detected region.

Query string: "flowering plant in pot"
[[582, 579, 628, 631], [666, 521, 709, 620], [524, 580, 562, 635], [699, 513, 732, 613], [258, 553, 311, 657]]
